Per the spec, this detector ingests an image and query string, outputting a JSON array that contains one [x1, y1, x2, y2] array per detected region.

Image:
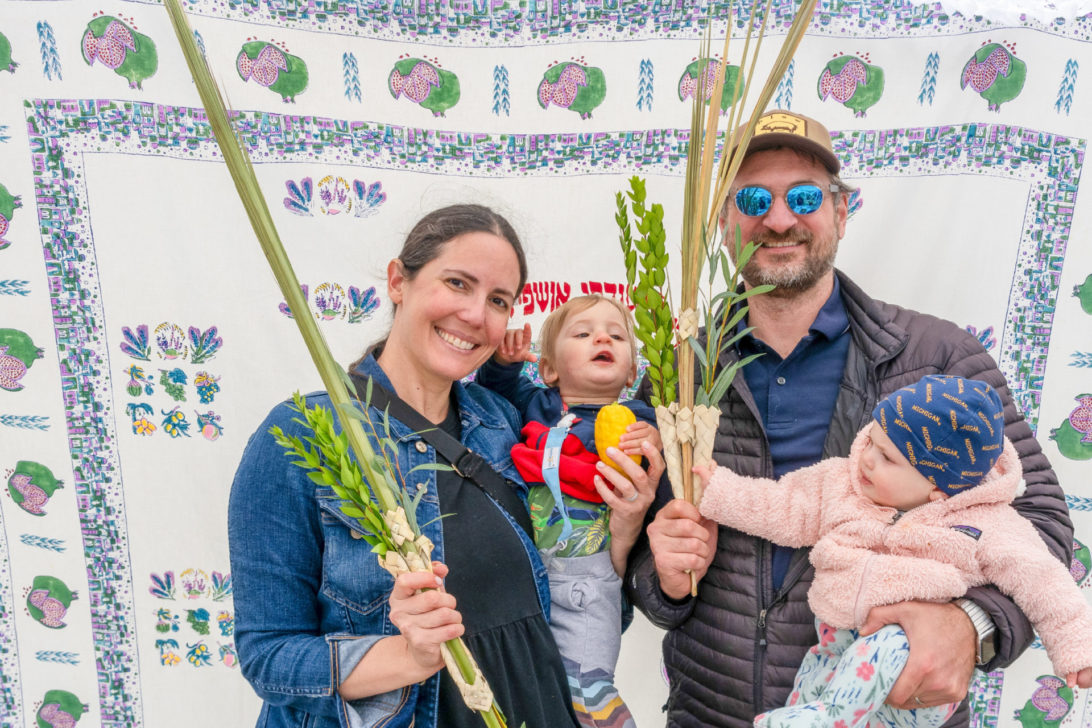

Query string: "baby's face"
[[546, 300, 636, 404], [858, 421, 944, 510]]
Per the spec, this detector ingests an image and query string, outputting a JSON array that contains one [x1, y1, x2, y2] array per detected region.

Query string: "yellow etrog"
[[594, 403, 641, 474]]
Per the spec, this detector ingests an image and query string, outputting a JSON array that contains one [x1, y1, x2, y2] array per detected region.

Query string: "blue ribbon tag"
[[542, 414, 577, 543]]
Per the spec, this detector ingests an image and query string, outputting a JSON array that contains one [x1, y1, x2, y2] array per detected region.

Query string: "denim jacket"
[[229, 356, 551, 728]]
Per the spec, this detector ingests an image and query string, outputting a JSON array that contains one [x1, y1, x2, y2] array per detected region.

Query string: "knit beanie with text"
[[872, 374, 1005, 495]]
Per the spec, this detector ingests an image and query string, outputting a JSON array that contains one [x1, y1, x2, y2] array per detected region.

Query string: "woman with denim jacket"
[[229, 204, 664, 728]]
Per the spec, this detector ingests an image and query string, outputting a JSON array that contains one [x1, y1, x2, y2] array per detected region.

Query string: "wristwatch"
[[954, 598, 997, 666]]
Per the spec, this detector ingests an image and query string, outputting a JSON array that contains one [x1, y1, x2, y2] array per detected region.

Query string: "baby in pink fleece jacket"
[[697, 374, 1092, 728]]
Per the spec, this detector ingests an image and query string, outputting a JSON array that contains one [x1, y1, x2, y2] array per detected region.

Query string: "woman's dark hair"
[[353, 204, 528, 367], [398, 204, 527, 294]]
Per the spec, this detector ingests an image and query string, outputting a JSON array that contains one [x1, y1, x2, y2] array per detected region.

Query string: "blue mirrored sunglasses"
[[734, 183, 838, 217]]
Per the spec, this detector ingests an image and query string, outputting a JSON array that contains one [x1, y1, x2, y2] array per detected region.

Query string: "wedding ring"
[[914, 696, 925, 707], [624, 491, 639, 502]]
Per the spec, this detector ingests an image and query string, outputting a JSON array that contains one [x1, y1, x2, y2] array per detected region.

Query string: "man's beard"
[[739, 229, 838, 297]]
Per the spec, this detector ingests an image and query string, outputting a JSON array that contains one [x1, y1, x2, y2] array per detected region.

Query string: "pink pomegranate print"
[[1068, 395, 1092, 443], [1030, 675, 1072, 721], [390, 61, 441, 104], [9, 473, 47, 515], [82, 20, 135, 70], [238, 44, 288, 88], [961, 45, 1010, 94], [29, 588, 69, 628], [0, 345, 28, 391], [819, 57, 868, 104], [39, 703, 78, 728], [539, 63, 587, 109], [679, 60, 719, 101]]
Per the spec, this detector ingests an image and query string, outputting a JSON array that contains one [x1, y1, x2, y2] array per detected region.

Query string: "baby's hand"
[[618, 421, 662, 455], [1067, 667, 1092, 688], [493, 323, 538, 366]]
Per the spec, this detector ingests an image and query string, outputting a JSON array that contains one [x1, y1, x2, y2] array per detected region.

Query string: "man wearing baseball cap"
[[626, 110, 1071, 728]]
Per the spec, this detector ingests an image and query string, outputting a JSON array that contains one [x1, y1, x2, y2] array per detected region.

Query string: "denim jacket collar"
[[351, 354, 510, 436]]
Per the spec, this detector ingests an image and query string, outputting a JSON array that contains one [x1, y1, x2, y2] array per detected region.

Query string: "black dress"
[[433, 403, 578, 728]]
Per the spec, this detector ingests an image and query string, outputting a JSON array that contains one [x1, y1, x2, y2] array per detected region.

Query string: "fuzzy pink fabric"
[[699, 427, 1092, 676]]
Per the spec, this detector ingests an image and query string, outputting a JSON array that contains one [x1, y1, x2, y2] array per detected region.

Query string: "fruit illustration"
[[0, 182, 22, 250], [961, 42, 1026, 111], [1049, 394, 1092, 461], [818, 54, 884, 117], [594, 403, 640, 473], [82, 16, 158, 89], [237, 41, 309, 102], [1015, 675, 1073, 728], [37, 690, 89, 728], [1066, 394, 1092, 442], [1073, 274, 1092, 315], [1072, 539, 1090, 586], [7, 460, 64, 516], [0, 328, 44, 391], [388, 58, 460, 116], [26, 575, 77, 629], [537, 61, 606, 120], [678, 58, 741, 111], [0, 31, 17, 73]]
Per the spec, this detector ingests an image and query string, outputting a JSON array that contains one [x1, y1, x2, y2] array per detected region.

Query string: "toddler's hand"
[[493, 323, 538, 366], [619, 421, 662, 455], [1067, 667, 1092, 688], [692, 462, 716, 492]]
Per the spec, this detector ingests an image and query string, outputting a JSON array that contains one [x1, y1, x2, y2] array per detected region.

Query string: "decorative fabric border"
[[24, 97, 1082, 724], [140, 0, 1092, 45], [0, 515, 21, 725], [829, 124, 1084, 429]]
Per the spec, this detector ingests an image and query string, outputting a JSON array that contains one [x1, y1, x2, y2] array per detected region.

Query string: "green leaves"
[[616, 176, 677, 409], [269, 392, 404, 556]]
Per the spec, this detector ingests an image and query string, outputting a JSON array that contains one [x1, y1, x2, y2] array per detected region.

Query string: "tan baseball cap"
[[729, 110, 840, 175]]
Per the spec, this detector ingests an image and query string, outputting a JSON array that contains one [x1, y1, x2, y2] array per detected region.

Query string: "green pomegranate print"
[[1073, 274, 1092, 315], [8, 460, 64, 516], [0, 30, 17, 73], [818, 53, 884, 117], [37, 689, 89, 728], [82, 15, 158, 89], [237, 41, 309, 102], [961, 41, 1026, 112]]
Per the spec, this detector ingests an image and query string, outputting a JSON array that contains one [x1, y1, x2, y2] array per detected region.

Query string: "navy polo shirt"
[[737, 277, 851, 591]]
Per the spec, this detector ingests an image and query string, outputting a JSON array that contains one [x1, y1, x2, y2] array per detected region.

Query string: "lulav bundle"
[[615, 0, 818, 593]]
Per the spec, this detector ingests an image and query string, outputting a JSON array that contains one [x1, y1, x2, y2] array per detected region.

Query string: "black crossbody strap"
[[349, 373, 533, 539]]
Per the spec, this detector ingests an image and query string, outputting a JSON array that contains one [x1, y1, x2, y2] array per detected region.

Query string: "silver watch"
[[955, 598, 997, 666]]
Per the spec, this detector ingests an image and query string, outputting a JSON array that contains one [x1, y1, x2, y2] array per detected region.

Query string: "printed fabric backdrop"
[[1, 0, 1091, 726]]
